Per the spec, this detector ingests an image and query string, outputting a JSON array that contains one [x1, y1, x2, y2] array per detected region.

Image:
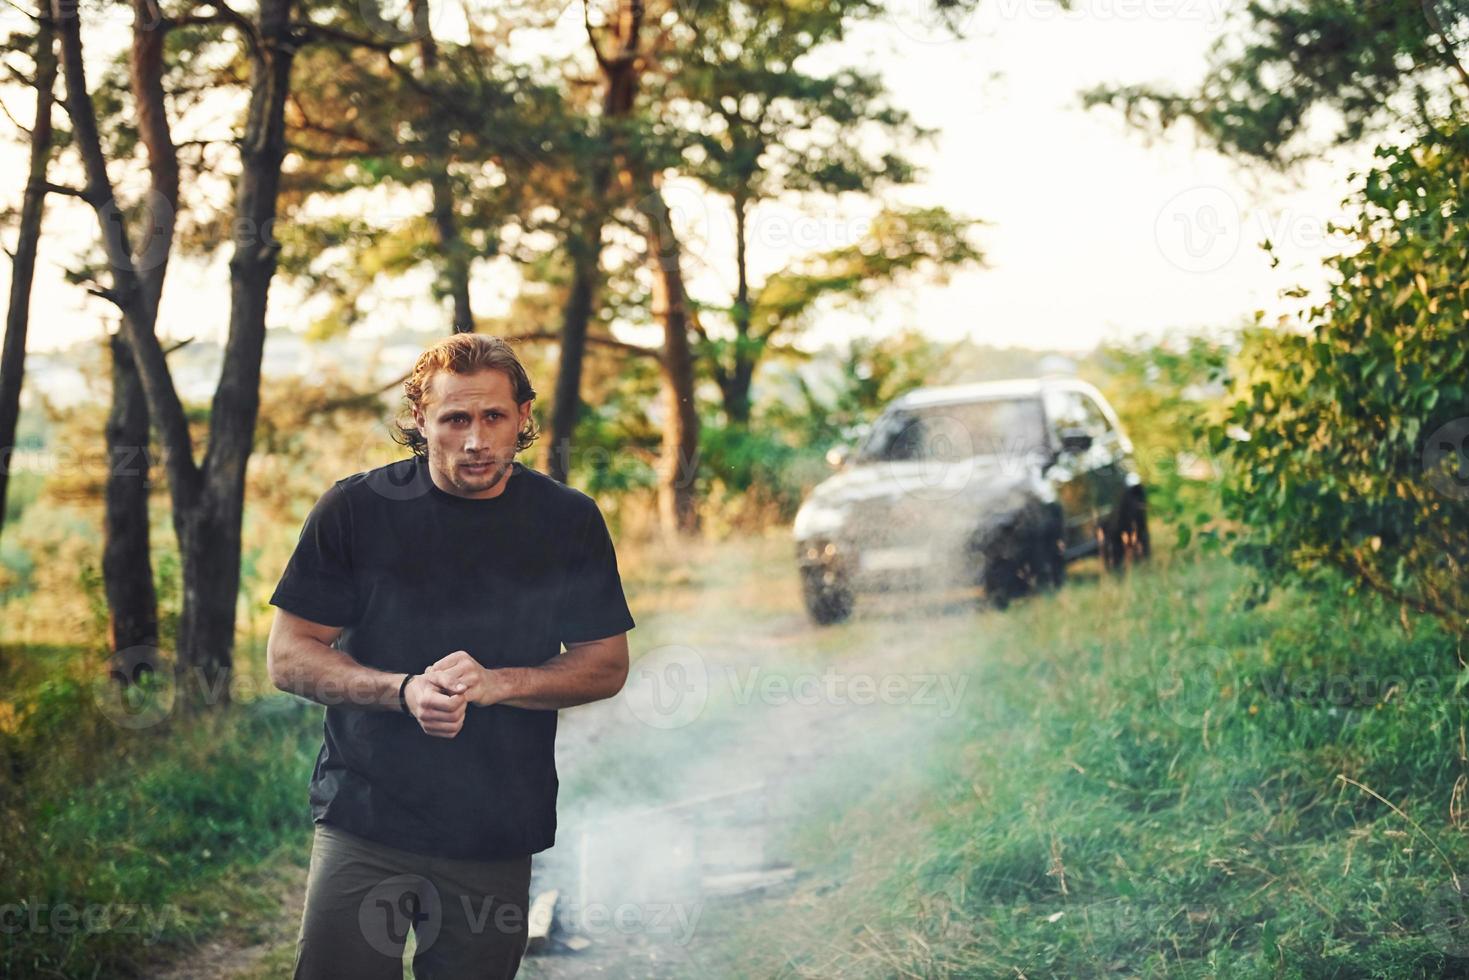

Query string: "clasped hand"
[[403, 650, 501, 739]]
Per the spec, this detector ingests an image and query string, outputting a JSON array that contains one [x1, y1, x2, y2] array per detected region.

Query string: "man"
[[267, 333, 635, 979]]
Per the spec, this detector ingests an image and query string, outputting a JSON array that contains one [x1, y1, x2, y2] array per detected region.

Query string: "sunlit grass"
[[6, 530, 1465, 978], [687, 545, 1469, 978]]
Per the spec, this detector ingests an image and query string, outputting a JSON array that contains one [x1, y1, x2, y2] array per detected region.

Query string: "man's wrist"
[[397, 672, 415, 714], [475, 667, 512, 707]]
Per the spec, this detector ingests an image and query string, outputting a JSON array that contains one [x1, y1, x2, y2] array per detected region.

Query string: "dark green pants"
[[292, 822, 533, 980]]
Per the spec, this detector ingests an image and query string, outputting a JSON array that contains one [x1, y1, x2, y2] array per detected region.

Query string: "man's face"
[[413, 368, 533, 499]]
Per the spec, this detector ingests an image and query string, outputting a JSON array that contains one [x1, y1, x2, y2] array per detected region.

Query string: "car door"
[[1042, 389, 1097, 555], [1074, 389, 1130, 524]]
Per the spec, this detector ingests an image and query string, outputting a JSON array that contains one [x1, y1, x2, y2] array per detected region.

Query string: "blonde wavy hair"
[[392, 334, 539, 457]]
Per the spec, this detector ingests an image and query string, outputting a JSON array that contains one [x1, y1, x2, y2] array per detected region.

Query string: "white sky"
[[2, 0, 1374, 358]]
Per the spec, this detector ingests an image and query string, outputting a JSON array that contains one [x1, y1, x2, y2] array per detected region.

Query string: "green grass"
[[687, 548, 1469, 978], [0, 694, 320, 978], [5, 536, 1468, 978]]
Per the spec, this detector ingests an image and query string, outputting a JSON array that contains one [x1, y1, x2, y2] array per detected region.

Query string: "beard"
[[432, 448, 514, 496], [456, 458, 511, 491]]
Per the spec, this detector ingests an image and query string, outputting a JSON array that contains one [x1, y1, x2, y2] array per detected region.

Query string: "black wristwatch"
[[397, 673, 416, 714]]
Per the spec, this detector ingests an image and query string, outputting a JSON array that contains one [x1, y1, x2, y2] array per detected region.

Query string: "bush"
[[1212, 123, 1469, 635]]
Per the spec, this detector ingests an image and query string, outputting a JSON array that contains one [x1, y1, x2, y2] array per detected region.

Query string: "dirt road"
[[519, 536, 979, 978]]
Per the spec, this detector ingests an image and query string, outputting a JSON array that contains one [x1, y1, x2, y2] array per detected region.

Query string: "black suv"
[[793, 378, 1149, 624]]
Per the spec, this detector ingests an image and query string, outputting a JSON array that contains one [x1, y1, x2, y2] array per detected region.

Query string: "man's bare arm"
[[428, 634, 630, 711], [267, 609, 467, 736]]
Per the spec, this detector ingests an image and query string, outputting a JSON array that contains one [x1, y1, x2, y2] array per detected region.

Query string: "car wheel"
[[979, 523, 1059, 609], [1034, 529, 1066, 592], [801, 568, 854, 625], [1101, 489, 1150, 572], [981, 553, 1020, 610]]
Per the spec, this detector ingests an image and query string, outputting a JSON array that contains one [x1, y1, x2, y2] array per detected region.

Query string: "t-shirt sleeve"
[[269, 482, 361, 628], [556, 503, 635, 645]]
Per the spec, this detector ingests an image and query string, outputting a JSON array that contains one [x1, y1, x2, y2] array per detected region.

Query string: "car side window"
[[1077, 393, 1114, 440], [858, 410, 916, 462], [884, 414, 927, 461], [1046, 390, 1113, 446], [1044, 391, 1087, 440]]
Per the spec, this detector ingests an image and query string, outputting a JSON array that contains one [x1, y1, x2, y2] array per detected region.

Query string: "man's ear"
[[518, 399, 533, 427]]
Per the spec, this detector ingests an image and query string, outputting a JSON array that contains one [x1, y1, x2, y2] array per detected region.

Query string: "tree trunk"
[[722, 191, 755, 427], [97, 0, 180, 660], [0, 21, 56, 544], [173, 496, 243, 708], [701, 191, 761, 427], [103, 332, 159, 656], [545, 0, 642, 482], [545, 238, 600, 482], [431, 173, 474, 333], [640, 179, 701, 536], [723, 357, 755, 428], [175, 0, 296, 711], [55, 0, 297, 712], [410, 0, 474, 333]]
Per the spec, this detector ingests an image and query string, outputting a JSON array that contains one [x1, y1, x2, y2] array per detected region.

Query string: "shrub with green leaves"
[[1211, 123, 1469, 634]]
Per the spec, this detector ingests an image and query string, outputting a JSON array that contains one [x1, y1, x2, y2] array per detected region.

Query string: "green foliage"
[[0, 695, 320, 978], [752, 206, 985, 336], [696, 422, 823, 529], [1083, 332, 1233, 547], [674, 0, 910, 203], [272, 7, 578, 330], [1084, 0, 1469, 165], [762, 328, 958, 453], [557, 354, 663, 526], [1211, 123, 1469, 633]]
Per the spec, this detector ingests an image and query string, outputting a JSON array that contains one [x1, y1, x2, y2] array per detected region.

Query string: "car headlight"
[[794, 501, 847, 540]]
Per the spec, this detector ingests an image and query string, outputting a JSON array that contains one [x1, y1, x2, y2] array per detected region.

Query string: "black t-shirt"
[[269, 455, 635, 860]]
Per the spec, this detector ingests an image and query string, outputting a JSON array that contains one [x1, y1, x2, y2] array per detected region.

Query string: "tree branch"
[[583, 0, 609, 70], [0, 0, 39, 24], [293, 19, 399, 52], [53, 0, 201, 501], [509, 330, 660, 359], [198, 0, 263, 59], [0, 91, 31, 135], [40, 180, 86, 199]]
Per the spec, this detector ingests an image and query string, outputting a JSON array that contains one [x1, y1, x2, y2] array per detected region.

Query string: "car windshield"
[[858, 398, 1047, 463]]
